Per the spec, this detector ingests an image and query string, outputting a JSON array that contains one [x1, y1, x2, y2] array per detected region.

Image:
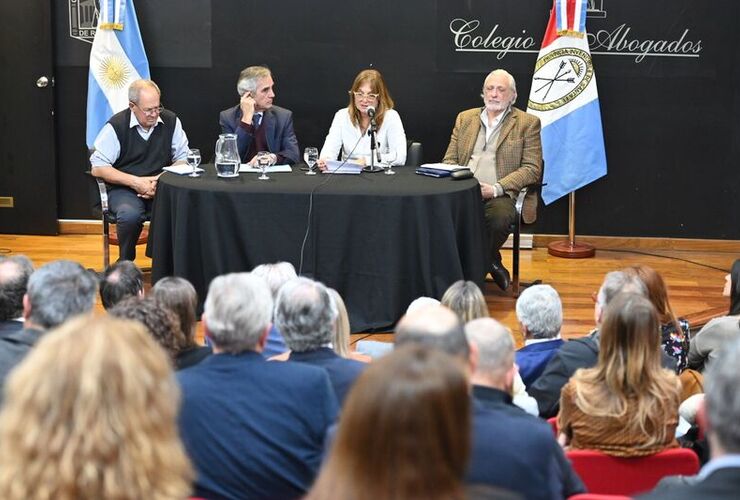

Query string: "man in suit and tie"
[[0, 255, 34, 337], [443, 69, 542, 290], [219, 66, 300, 165]]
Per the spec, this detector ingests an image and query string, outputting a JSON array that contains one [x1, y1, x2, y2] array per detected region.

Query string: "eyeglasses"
[[131, 102, 164, 115], [351, 91, 379, 100]]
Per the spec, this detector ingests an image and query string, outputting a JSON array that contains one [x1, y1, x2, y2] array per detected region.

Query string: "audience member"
[[441, 280, 489, 323], [251, 261, 295, 357], [275, 277, 366, 405], [99, 259, 144, 310], [0, 315, 193, 499], [0, 255, 33, 336], [109, 296, 189, 366], [151, 276, 212, 369], [559, 293, 681, 457], [514, 284, 565, 386], [406, 296, 441, 314], [688, 259, 740, 371], [307, 345, 475, 500], [0, 260, 96, 398], [624, 264, 690, 372], [640, 338, 740, 499], [177, 273, 338, 500], [530, 270, 677, 418], [327, 288, 370, 362]]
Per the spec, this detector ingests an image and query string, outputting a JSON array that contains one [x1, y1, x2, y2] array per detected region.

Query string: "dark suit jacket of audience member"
[[177, 351, 338, 500], [0, 327, 44, 401], [174, 345, 211, 371], [287, 347, 366, 406], [0, 320, 24, 338], [529, 330, 678, 418], [638, 465, 740, 500], [218, 104, 300, 164], [468, 385, 586, 500], [515, 338, 565, 387]]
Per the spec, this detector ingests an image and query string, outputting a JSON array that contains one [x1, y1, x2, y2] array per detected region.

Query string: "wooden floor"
[[0, 233, 735, 348]]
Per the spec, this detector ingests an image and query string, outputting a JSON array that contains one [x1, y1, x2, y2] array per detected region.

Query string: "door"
[[0, 1, 57, 234]]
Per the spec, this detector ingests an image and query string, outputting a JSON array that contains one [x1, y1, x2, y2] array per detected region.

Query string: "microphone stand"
[[363, 116, 383, 173]]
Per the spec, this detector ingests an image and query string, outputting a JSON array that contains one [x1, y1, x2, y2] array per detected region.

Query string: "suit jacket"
[[288, 347, 366, 406], [219, 104, 300, 164], [468, 385, 585, 500], [0, 320, 23, 338], [177, 351, 338, 500], [0, 327, 44, 403], [443, 107, 542, 223], [516, 338, 565, 387], [638, 465, 740, 500]]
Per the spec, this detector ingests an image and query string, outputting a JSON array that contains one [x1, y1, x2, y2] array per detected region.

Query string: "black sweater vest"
[[108, 108, 177, 177]]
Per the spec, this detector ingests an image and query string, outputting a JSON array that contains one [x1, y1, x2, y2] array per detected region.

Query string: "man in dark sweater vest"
[[90, 79, 189, 261]]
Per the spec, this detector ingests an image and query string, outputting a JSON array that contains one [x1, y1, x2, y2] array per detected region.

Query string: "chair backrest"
[[566, 448, 700, 496], [406, 140, 423, 167], [547, 416, 559, 437]]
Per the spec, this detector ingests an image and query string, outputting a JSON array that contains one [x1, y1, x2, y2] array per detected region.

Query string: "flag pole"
[[547, 191, 595, 258]]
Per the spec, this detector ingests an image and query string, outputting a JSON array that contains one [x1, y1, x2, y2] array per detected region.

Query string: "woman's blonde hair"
[[347, 69, 395, 129], [441, 280, 489, 324], [572, 293, 680, 449], [329, 288, 351, 357], [0, 315, 193, 500]]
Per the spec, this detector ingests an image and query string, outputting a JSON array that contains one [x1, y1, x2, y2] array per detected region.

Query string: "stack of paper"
[[324, 160, 363, 175], [416, 163, 469, 178]]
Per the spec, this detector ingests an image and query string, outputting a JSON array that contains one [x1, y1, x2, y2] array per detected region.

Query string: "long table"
[[147, 166, 488, 331]]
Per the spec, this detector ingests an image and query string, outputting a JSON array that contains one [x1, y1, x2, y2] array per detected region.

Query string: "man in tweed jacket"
[[443, 69, 542, 290]]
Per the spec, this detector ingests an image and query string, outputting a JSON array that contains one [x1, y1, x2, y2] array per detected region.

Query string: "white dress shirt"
[[319, 108, 407, 166]]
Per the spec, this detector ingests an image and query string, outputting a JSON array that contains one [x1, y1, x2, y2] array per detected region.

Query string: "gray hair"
[[251, 262, 297, 298], [274, 277, 338, 352], [26, 260, 97, 329], [0, 255, 34, 321], [99, 260, 143, 310], [236, 66, 272, 97], [482, 69, 517, 97], [406, 296, 440, 314], [128, 79, 161, 104], [203, 273, 273, 353], [597, 271, 647, 309], [395, 306, 470, 359], [465, 317, 514, 377], [705, 338, 740, 453], [515, 284, 562, 339]]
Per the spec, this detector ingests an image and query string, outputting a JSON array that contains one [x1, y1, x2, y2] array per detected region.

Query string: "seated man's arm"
[[90, 124, 157, 199], [442, 112, 464, 165], [170, 117, 189, 166], [219, 104, 253, 163], [497, 115, 542, 193]]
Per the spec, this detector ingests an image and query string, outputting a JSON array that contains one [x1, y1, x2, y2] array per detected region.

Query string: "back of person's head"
[[151, 276, 198, 345], [465, 318, 515, 384], [0, 315, 193, 499], [441, 280, 489, 324], [705, 338, 740, 454], [275, 277, 337, 352], [406, 296, 441, 314], [574, 293, 679, 446], [622, 264, 681, 330], [729, 259, 740, 316], [99, 260, 144, 310], [515, 284, 562, 339], [595, 270, 647, 324], [395, 305, 470, 360], [251, 262, 297, 298], [109, 296, 186, 360], [328, 288, 351, 357], [307, 344, 469, 500], [26, 260, 97, 329], [203, 272, 272, 353], [0, 255, 34, 322]]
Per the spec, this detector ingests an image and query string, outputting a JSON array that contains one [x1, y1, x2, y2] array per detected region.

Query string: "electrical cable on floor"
[[594, 247, 732, 274], [349, 333, 374, 346]]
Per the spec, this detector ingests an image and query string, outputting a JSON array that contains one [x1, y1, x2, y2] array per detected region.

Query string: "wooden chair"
[[509, 162, 545, 297]]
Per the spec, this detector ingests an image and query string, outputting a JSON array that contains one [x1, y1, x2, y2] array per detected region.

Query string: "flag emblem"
[[529, 48, 594, 112], [98, 55, 133, 90]]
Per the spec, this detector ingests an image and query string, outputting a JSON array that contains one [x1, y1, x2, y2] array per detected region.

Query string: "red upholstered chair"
[[568, 494, 632, 500], [548, 416, 559, 436], [566, 448, 700, 496]]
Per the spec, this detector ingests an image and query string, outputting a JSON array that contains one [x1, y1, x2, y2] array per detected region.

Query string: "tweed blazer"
[[443, 107, 542, 223]]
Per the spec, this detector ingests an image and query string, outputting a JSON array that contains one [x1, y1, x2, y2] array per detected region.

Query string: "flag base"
[[547, 240, 595, 259]]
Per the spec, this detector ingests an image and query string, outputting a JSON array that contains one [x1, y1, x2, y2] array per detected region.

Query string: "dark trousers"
[[484, 195, 516, 265], [107, 186, 152, 261]]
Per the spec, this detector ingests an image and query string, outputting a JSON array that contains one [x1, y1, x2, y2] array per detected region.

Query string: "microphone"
[[367, 106, 376, 118]]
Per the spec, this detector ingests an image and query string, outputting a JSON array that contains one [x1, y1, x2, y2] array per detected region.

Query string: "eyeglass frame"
[[130, 102, 164, 115], [349, 91, 379, 101]]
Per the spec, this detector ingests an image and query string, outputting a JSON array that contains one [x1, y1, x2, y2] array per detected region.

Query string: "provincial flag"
[[527, 0, 607, 205], [86, 0, 150, 148]]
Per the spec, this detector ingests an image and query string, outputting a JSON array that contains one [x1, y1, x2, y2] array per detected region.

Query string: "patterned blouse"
[[662, 318, 690, 373]]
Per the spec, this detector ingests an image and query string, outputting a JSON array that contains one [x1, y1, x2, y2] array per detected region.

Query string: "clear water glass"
[[256, 151, 272, 180], [187, 148, 201, 177], [304, 147, 318, 175]]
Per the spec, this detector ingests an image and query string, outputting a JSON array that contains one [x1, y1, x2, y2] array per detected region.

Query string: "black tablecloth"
[[148, 165, 487, 331]]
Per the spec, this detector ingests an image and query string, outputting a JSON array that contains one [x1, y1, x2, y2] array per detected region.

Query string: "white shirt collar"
[[129, 111, 163, 130], [479, 106, 511, 142], [524, 335, 562, 346]]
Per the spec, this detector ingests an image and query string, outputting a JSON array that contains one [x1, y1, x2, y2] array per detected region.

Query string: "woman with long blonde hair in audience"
[[328, 287, 370, 363], [442, 280, 490, 324], [559, 293, 681, 457], [0, 315, 193, 499]]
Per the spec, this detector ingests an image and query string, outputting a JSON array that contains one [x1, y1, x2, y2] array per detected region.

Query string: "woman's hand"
[[317, 158, 328, 172]]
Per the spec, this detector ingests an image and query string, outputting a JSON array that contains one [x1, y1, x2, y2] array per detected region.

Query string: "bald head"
[[395, 305, 469, 359], [465, 318, 514, 380]]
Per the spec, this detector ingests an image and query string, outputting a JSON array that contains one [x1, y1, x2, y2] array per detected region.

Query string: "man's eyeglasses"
[[351, 91, 379, 100], [131, 102, 164, 115]]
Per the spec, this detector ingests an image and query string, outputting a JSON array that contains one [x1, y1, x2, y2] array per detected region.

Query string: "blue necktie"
[[253, 113, 262, 128]]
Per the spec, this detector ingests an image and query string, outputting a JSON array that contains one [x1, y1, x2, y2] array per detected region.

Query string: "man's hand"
[[132, 176, 158, 199], [480, 182, 495, 200], [239, 92, 256, 125]]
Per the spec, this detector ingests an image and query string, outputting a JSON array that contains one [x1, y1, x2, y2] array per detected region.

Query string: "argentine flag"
[[527, 0, 607, 205], [86, 0, 150, 148]]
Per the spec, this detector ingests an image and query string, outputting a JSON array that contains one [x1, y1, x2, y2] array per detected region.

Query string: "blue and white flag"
[[527, 0, 607, 205], [86, 0, 150, 147]]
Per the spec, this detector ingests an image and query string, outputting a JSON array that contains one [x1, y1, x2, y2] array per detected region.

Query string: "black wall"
[[54, 0, 740, 239]]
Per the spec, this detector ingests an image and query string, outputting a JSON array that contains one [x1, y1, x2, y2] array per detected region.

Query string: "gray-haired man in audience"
[[251, 261, 296, 357], [640, 339, 740, 499], [0, 260, 97, 395], [0, 255, 34, 336], [276, 277, 365, 406]]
